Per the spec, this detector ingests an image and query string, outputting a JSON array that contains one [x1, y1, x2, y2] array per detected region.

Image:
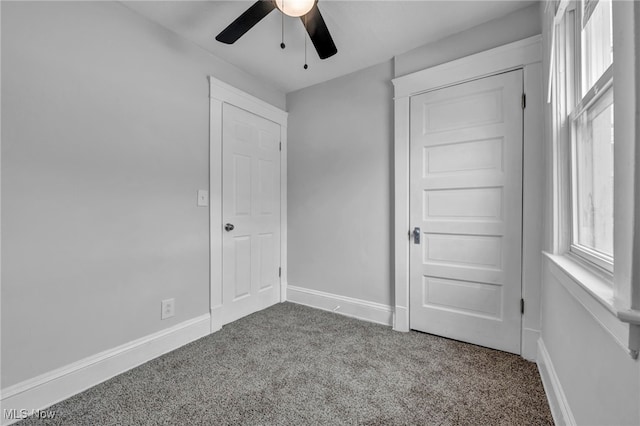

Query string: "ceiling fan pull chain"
[[303, 13, 308, 69], [280, 3, 285, 49]]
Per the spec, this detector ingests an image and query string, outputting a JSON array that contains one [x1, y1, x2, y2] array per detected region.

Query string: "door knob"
[[225, 223, 235, 232], [413, 227, 421, 244]]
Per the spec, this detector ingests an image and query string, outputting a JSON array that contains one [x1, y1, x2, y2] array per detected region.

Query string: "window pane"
[[574, 88, 614, 257], [581, 0, 613, 96]]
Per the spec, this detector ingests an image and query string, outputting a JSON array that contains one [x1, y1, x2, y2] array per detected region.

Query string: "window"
[[567, 0, 614, 273], [548, 0, 640, 358]]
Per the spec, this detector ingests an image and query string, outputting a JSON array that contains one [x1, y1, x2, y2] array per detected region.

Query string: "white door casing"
[[409, 70, 524, 354], [221, 103, 281, 325], [209, 76, 288, 333]]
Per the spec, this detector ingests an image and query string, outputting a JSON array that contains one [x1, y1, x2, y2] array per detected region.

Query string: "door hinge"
[[521, 93, 526, 109], [279, 267, 281, 278], [520, 298, 525, 314], [279, 141, 282, 151]]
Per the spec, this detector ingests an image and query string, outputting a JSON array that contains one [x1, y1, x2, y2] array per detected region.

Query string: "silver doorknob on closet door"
[[225, 223, 235, 232], [413, 227, 421, 244]]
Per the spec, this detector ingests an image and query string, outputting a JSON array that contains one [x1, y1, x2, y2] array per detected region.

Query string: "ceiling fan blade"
[[216, 1, 276, 44], [301, 4, 337, 60]]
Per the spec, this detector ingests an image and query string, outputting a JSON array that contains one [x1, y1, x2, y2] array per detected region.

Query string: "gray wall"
[[1, 1, 284, 388], [394, 3, 541, 78], [540, 265, 640, 424], [287, 61, 395, 305], [286, 5, 541, 308]]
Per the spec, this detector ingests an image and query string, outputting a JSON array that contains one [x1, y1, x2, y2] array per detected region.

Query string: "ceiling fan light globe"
[[275, 0, 315, 17]]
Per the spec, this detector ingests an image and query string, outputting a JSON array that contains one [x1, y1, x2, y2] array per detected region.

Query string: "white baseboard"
[[521, 328, 540, 361], [1, 314, 211, 426], [286, 285, 393, 326], [537, 338, 576, 426]]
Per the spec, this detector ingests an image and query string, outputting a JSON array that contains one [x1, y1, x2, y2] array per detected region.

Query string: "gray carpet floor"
[[21, 302, 553, 425]]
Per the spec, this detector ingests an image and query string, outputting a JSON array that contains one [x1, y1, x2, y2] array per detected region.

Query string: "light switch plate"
[[197, 190, 208, 207]]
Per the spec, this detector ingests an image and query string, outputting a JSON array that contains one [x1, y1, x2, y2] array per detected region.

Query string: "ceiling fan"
[[215, 0, 337, 60]]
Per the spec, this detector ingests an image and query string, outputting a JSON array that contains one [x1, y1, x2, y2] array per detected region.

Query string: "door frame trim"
[[208, 76, 288, 333], [391, 35, 543, 359]]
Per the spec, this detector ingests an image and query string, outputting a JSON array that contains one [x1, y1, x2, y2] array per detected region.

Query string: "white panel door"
[[222, 103, 281, 325], [409, 70, 523, 354]]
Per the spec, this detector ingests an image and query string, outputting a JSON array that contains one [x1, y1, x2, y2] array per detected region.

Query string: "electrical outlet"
[[161, 298, 175, 320]]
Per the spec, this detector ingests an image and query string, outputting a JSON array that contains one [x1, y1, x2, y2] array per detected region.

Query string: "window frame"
[[547, 0, 640, 360], [564, 0, 614, 277]]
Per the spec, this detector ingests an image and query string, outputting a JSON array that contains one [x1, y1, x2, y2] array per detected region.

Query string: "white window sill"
[[543, 251, 638, 358], [544, 251, 615, 313]]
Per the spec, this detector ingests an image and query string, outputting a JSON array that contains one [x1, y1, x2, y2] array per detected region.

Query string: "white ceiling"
[[124, 1, 535, 93]]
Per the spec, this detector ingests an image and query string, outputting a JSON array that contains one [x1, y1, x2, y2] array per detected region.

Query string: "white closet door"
[[222, 103, 281, 325], [409, 70, 523, 354]]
